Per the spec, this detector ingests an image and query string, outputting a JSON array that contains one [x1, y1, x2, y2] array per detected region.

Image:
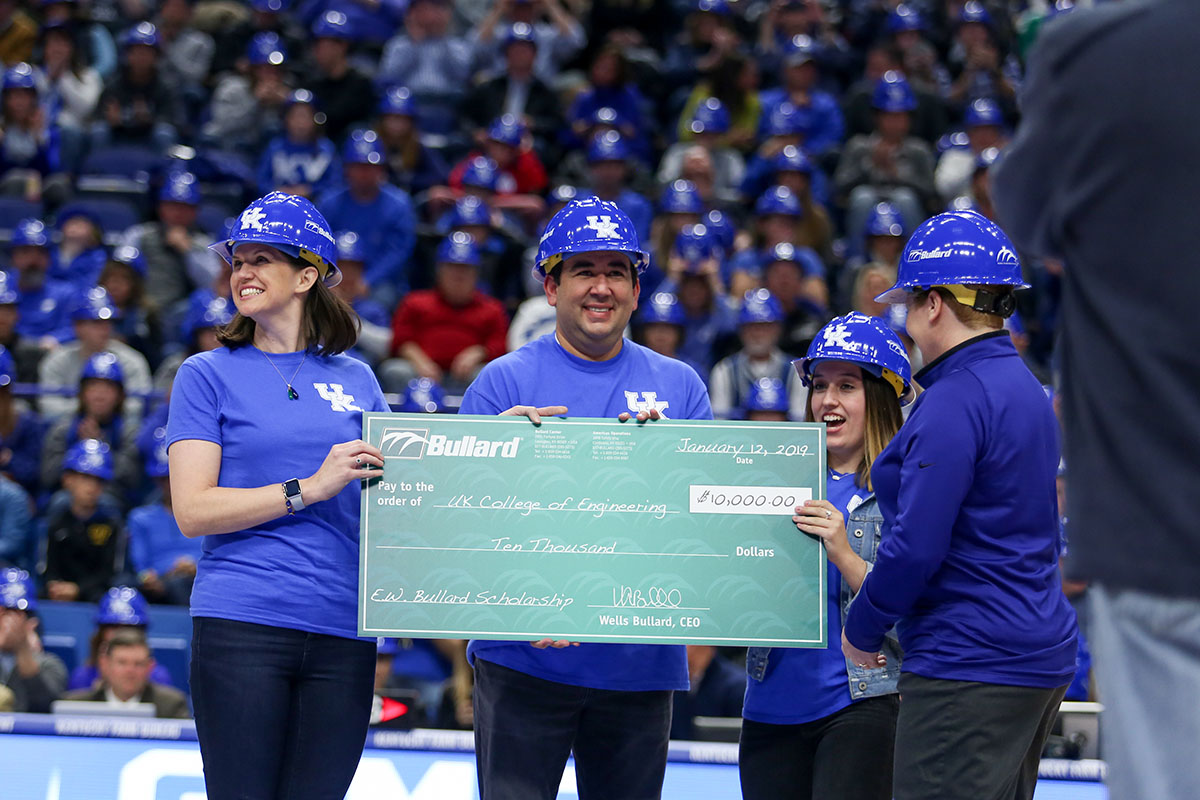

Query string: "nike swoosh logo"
[[918, 462, 935, 469]]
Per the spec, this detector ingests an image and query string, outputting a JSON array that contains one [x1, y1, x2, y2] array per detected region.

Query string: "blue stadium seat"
[[41, 633, 80, 675], [80, 145, 163, 180], [0, 196, 43, 234], [148, 636, 190, 693]]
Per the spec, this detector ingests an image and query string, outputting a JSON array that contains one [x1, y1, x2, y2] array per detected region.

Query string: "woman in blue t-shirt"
[[166, 192, 387, 800], [739, 312, 911, 800]]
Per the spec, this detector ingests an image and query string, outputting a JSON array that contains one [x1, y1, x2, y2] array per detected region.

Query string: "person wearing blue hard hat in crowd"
[[0, 62, 71, 207], [152, 292, 234, 395], [127, 429, 202, 606], [935, 96, 1008, 203], [730, 184, 828, 301], [632, 291, 704, 377], [300, 9, 375, 141], [660, 0, 740, 99], [883, 3, 951, 100], [41, 437, 129, 602], [202, 30, 293, 153], [460, 195, 712, 800], [842, 42, 949, 148], [740, 311, 910, 800], [93, 21, 181, 152], [577, 130, 652, 244], [47, 204, 109, 291], [397, 376, 446, 414], [319, 127, 417, 304], [154, 0, 214, 118], [98, 245, 160, 367], [66, 584, 174, 689], [382, 232, 508, 393], [470, 0, 585, 85], [375, 85, 448, 195], [946, 1, 1019, 116], [758, 33, 845, 158], [660, 96, 746, 205], [844, 201, 907, 313], [565, 45, 652, 164], [0, 568, 68, 713], [39, 0, 117, 81], [740, 376, 790, 422], [434, 194, 527, 303], [7, 218, 75, 347], [41, 350, 140, 507], [841, 211, 1077, 800], [167, 190, 388, 799], [327, 230, 391, 367], [647, 178, 704, 281], [768, 145, 833, 257], [835, 71, 936, 260], [208, 0, 306, 79], [38, 286, 153, 423], [256, 88, 341, 199], [761, 242, 832, 356], [443, 115, 548, 227], [0, 342, 44, 501], [298, 0, 405, 49], [710, 288, 807, 421]]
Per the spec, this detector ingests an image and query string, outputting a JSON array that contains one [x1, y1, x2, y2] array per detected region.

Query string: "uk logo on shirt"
[[624, 391, 670, 417], [314, 383, 363, 412]]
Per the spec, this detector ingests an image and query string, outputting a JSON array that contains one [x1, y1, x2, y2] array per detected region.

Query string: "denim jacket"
[[746, 494, 903, 700]]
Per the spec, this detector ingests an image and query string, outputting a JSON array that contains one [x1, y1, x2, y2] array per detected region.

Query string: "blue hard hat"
[[11, 218, 48, 248], [312, 9, 351, 39], [334, 230, 365, 263], [739, 288, 784, 325], [399, 377, 446, 413], [674, 223, 720, 268], [696, 0, 732, 15], [746, 377, 789, 413], [72, 286, 119, 321], [959, 0, 992, 26], [1047, 0, 1075, 20], [0, 568, 37, 613], [875, 210, 1029, 305], [873, 71, 917, 112], [587, 129, 631, 163], [766, 241, 802, 266], [503, 21, 537, 49], [703, 209, 735, 251], [64, 438, 114, 480], [782, 34, 816, 68], [0, 344, 14, 386], [689, 97, 730, 135], [762, 101, 808, 137], [378, 85, 415, 116], [437, 231, 481, 267], [799, 312, 912, 399], [0, 274, 16, 307], [96, 586, 151, 626], [121, 21, 160, 48], [343, 128, 385, 165], [110, 244, 148, 278], [449, 195, 492, 228], [887, 4, 925, 33], [549, 185, 579, 205], [772, 144, 813, 175], [640, 292, 686, 326], [659, 179, 703, 215], [866, 202, 906, 238], [247, 31, 287, 66], [250, 0, 290, 11], [975, 145, 1002, 172], [80, 351, 124, 385], [182, 294, 234, 341], [487, 114, 525, 147], [210, 192, 341, 288], [56, 204, 104, 234], [755, 185, 803, 217], [461, 156, 500, 191], [285, 88, 317, 110], [2, 62, 37, 92], [159, 170, 201, 205], [534, 196, 649, 279], [144, 425, 169, 478], [965, 97, 1003, 128]]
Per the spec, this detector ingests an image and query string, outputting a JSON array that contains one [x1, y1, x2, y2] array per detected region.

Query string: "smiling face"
[[229, 243, 315, 322], [809, 361, 867, 472], [546, 251, 638, 361]]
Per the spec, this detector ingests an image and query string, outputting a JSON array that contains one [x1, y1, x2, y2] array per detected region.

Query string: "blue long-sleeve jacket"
[[256, 136, 341, 197], [844, 332, 1077, 688], [318, 185, 416, 294], [757, 89, 844, 157]]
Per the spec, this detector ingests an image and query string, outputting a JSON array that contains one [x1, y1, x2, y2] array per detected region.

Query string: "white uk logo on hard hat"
[[586, 215, 621, 239], [239, 206, 267, 232], [823, 323, 852, 348]]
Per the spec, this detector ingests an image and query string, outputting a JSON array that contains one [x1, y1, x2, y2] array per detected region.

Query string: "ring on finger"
[[824, 509, 832, 519], [355, 457, 362, 465]]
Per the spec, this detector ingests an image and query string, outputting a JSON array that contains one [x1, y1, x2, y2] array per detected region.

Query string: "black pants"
[[472, 658, 673, 800], [190, 617, 377, 800], [738, 694, 899, 800], [893, 674, 1069, 800]]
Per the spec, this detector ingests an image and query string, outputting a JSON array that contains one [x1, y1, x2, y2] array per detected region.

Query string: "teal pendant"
[[287, 386, 299, 400]]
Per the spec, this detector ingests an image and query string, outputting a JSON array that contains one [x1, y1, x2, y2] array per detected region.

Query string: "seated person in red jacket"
[[436, 116, 547, 225], [380, 233, 508, 393]]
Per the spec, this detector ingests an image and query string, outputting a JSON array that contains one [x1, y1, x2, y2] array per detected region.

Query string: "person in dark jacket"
[[842, 210, 1077, 800], [63, 628, 189, 718]]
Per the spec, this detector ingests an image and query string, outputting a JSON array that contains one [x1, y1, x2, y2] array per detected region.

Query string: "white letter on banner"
[[117, 750, 204, 799], [346, 758, 476, 800]]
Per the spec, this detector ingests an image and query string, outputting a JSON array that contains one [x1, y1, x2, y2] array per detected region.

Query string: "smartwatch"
[[283, 479, 305, 514]]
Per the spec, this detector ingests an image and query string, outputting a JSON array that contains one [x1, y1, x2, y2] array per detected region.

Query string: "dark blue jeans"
[[473, 658, 673, 800], [190, 617, 377, 800]]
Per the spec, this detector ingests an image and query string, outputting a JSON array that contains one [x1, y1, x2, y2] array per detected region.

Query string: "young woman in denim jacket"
[[739, 312, 912, 800]]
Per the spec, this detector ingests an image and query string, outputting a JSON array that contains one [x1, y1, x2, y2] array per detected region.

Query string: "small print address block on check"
[[359, 414, 828, 648]]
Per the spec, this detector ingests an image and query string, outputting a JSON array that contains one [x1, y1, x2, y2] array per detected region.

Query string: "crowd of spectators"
[[1, 0, 1079, 726]]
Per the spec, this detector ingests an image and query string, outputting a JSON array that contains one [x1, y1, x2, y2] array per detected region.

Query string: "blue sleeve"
[[365, 192, 416, 292], [806, 95, 845, 157], [90, 26, 118, 79], [796, 247, 826, 279], [165, 358, 223, 448], [738, 157, 771, 202], [843, 385, 980, 652]]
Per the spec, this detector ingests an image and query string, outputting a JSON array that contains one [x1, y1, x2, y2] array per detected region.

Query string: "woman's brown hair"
[[217, 258, 360, 356], [804, 368, 904, 492]]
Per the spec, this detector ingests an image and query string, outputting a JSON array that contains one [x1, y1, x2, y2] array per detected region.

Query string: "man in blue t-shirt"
[[460, 197, 712, 800]]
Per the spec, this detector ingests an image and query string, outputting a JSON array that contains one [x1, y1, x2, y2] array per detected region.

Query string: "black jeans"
[[190, 617, 377, 800], [738, 694, 899, 800], [893, 673, 1068, 800], [473, 658, 673, 800]]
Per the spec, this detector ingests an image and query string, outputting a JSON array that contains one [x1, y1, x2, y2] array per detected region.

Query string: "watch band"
[[283, 479, 305, 514]]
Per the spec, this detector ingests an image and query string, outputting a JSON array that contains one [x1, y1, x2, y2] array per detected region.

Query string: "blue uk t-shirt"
[[742, 469, 872, 725], [166, 345, 388, 639], [459, 333, 713, 691]]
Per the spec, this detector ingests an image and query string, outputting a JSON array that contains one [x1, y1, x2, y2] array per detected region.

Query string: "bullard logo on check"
[[380, 428, 521, 460]]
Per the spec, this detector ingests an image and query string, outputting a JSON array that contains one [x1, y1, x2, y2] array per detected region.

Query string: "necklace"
[[260, 348, 307, 400]]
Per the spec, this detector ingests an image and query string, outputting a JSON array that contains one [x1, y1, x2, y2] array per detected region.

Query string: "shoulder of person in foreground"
[[458, 336, 549, 415], [625, 339, 713, 421]]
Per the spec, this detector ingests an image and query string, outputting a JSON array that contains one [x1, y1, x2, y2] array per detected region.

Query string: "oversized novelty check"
[[359, 414, 827, 647]]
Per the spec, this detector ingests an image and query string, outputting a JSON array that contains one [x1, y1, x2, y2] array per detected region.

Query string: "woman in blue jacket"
[[740, 311, 911, 800], [842, 210, 1077, 800]]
